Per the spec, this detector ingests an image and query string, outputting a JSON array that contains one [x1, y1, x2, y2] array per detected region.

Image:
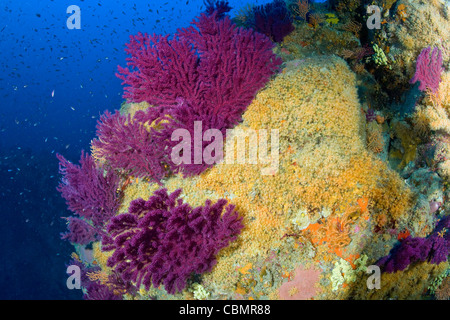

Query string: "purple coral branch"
[[250, 0, 294, 43], [112, 11, 282, 177], [91, 109, 170, 183], [377, 216, 450, 273], [102, 188, 243, 294], [56, 150, 120, 230], [60, 216, 98, 245], [410, 46, 445, 94]]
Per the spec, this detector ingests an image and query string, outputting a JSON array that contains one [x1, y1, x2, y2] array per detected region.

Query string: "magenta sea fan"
[[91, 108, 170, 183], [102, 188, 244, 294], [114, 11, 282, 176], [56, 150, 120, 228], [117, 12, 282, 122], [410, 46, 444, 94]]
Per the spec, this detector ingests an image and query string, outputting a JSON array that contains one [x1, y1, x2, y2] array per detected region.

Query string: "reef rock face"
[[116, 56, 413, 299]]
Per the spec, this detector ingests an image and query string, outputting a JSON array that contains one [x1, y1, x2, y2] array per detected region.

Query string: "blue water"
[[0, 0, 284, 300]]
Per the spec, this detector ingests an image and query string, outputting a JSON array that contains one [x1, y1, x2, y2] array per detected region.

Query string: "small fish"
[[51, 89, 55, 97]]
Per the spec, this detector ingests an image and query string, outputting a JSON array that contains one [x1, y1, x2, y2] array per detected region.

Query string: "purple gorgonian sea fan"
[[91, 107, 170, 184], [112, 9, 282, 177], [410, 46, 444, 94], [101, 188, 244, 294], [377, 216, 450, 273], [60, 216, 98, 245], [204, 0, 232, 20], [57, 150, 121, 243]]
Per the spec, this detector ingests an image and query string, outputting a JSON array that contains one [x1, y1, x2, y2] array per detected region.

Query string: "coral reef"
[[377, 216, 450, 273], [60, 216, 98, 245], [56, 2, 450, 300], [91, 109, 169, 183]]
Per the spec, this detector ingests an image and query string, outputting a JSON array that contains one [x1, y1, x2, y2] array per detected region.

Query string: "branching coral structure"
[[102, 188, 244, 294]]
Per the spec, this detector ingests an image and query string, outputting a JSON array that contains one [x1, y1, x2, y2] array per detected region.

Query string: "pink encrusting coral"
[[279, 265, 322, 300], [410, 46, 444, 93], [102, 188, 244, 294]]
